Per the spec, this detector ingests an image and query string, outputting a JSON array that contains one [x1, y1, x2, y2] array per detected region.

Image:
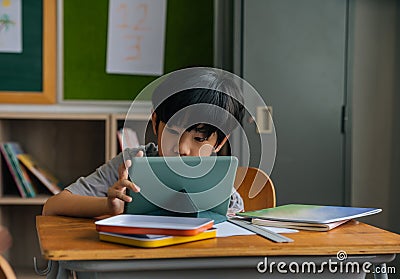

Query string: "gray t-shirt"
[[65, 143, 244, 214]]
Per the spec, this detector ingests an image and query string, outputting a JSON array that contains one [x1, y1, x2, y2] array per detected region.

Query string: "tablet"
[[95, 214, 214, 236], [124, 156, 238, 221]]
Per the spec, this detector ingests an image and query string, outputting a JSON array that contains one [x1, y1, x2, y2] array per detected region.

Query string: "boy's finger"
[[136, 150, 144, 157], [118, 179, 141, 193], [116, 191, 132, 202], [121, 152, 143, 188], [117, 151, 142, 187], [118, 160, 131, 180], [117, 162, 125, 180], [130, 181, 141, 192], [125, 159, 132, 168], [117, 169, 126, 181]]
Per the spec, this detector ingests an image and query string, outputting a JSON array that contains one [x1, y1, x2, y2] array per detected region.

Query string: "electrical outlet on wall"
[[256, 106, 273, 134]]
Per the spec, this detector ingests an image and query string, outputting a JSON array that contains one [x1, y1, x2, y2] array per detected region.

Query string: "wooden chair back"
[[234, 167, 276, 211], [0, 255, 16, 279]]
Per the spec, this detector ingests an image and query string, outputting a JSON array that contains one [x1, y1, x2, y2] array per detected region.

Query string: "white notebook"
[[237, 204, 382, 224]]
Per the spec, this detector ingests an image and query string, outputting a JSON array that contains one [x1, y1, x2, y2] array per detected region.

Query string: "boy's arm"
[[42, 190, 111, 217], [42, 156, 142, 218]]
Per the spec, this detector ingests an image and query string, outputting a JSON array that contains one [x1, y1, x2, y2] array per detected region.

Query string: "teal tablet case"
[[124, 156, 238, 223]]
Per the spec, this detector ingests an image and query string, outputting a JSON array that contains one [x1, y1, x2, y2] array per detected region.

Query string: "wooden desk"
[[36, 216, 400, 279]]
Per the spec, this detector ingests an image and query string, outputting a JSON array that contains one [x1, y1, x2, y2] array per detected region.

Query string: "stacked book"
[[95, 214, 216, 248], [236, 204, 382, 232]]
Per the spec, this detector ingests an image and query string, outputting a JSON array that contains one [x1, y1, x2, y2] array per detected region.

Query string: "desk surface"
[[36, 216, 400, 261]]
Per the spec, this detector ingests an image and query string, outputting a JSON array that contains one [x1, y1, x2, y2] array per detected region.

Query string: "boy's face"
[[152, 113, 227, 157]]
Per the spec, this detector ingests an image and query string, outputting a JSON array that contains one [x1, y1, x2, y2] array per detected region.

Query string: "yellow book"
[[99, 229, 216, 248]]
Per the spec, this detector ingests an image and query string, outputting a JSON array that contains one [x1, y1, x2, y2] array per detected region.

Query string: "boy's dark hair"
[[152, 69, 245, 146]]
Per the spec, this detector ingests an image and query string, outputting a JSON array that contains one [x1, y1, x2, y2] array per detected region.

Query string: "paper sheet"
[[215, 221, 298, 238], [0, 0, 22, 53], [106, 0, 166, 76]]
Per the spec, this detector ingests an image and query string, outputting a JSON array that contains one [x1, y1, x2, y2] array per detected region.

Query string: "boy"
[[42, 68, 245, 217]]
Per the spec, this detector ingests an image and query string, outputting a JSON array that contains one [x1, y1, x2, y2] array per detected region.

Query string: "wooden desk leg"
[[373, 263, 388, 279]]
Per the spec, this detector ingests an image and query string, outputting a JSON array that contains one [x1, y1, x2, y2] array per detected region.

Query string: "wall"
[[390, 1, 400, 236], [349, 0, 399, 231], [242, 0, 348, 206]]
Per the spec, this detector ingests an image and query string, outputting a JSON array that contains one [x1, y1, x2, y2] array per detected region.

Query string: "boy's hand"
[[107, 151, 143, 215]]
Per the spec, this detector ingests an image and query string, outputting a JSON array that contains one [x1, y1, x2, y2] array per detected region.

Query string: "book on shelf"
[[0, 142, 36, 198], [0, 144, 27, 198], [17, 154, 62, 195], [117, 127, 140, 150], [237, 204, 382, 231]]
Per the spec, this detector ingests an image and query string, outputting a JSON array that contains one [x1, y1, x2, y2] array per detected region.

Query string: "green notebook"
[[124, 156, 238, 224]]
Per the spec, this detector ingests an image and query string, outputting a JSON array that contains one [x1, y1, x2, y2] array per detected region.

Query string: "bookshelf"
[[0, 112, 153, 278], [0, 196, 49, 205], [110, 113, 157, 158]]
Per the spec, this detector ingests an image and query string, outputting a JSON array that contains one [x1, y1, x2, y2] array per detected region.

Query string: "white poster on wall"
[[0, 0, 22, 53], [106, 0, 167, 76]]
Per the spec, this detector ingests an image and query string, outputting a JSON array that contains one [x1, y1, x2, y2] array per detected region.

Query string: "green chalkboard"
[[64, 0, 214, 101], [0, 1, 42, 92]]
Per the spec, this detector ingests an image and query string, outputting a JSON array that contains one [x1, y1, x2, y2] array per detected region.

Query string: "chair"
[[234, 167, 276, 211], [0, 255, 16, 279]]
